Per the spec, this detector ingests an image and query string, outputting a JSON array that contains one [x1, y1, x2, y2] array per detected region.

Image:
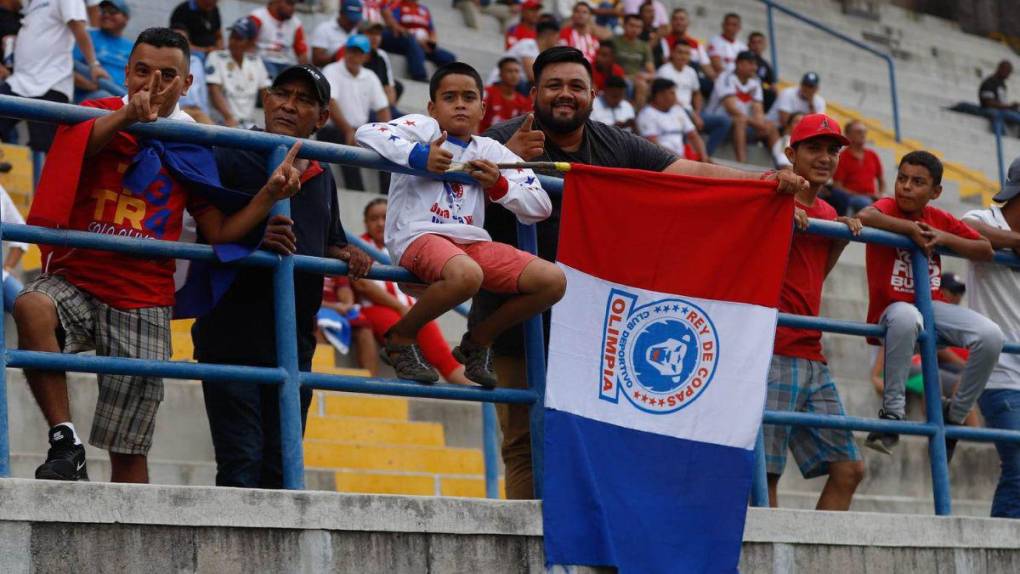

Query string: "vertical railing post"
[[886, 57, 901, 142], [31, 151, 44, 191], [994, 113, 1006, 189], [750, 427, 769, 507], [766, 3, 779, 80], [0, 220, 8, 477], [517, 222, 546, 498], [911, 247, 951, 515], [482, 402, 500, 498], [269, 145, 305, 490]]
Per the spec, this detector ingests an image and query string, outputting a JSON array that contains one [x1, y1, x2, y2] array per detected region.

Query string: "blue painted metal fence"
[[3, 96, 1020, 515]]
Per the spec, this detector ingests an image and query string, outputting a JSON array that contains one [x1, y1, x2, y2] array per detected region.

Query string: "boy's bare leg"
[[353, 327, 379, 374], [468, 259, 566, 346], [816, 460, 865, 511], [388, 255, 482, 345], [13, 293, 72, 425], [767, 474, 780, 508], [109, 453, 149, 483]]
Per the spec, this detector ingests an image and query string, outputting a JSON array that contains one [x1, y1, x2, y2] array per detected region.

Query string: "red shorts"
[[399, 234, 536, 294]]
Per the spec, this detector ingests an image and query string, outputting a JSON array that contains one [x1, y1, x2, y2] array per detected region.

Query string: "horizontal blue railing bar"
[[944, 425, 1020, 443], [6, 350, 286, 384], [778, 313, 885, 338], [763, 410, 938, 436], [301, 372, 537, 404], [0, 95, 566, 194]]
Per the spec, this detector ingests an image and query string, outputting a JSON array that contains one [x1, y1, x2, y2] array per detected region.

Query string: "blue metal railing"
[[3, 96, 1020, 514], [759, 0, 902, 142]]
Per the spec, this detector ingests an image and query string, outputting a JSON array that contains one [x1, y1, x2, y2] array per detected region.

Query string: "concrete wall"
[[2, 479, 1020, 574]]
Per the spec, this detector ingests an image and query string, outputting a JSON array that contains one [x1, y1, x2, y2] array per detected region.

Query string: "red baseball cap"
[[789, 113, 850, 147], [521, 0, 542, 9]]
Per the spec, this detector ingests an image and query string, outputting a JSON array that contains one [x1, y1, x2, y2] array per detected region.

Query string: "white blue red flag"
[[543, 164, 794, 573]]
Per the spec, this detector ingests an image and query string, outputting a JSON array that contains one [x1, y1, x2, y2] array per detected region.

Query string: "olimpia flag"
[[543, 164, 794, 573]]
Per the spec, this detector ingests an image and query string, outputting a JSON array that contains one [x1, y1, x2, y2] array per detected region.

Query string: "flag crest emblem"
[[601, 289, 719, 414]]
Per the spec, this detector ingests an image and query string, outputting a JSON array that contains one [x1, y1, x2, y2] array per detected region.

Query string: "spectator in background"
[[480, 57, 532, 133], [705, 50, 780, 164], [0, 0, 21, 66], [979, 60, 1020, 133], [613, 14, 654, 106], [963, 159, 1020, 518], [0, 0, 106, 154], [73, 0, 133, 102], [250, 0, 309, 77], [170, 0, 222, 54], [592, 0, 623, 38], [488, 19, 560, 88], [506, 0, 541, 49], [352, 198, 474, 386], [767, 72, 826, 127], [361, 21, 402, 115], [828, 120, 885, 215], [1, 182, 26, 316], [656, 41, 731, 155], [591, 75, 635, 131], [195, 64, 372, 489], [179, 50, 213, 123], [656, 8, 714, 98], [317, 275, 376, 368], [591, 41, 624, 92], [772, 111, 804, 169], [320, 34, 390, 190], [707, 12, 747, 76], [637, 77, 707, 161], [637, 1, 668, 40], [747, 31, 776, 111], [206, 17, 271, 128], [383, 0, 456, 82], [457, 0, 517, 32], [310, 0, 362, 68], [558, 2, 600, 65]]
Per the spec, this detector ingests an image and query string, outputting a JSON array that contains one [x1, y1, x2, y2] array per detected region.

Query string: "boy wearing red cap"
[[763, 114, 866, 510], [859, 151, 1001, 460]]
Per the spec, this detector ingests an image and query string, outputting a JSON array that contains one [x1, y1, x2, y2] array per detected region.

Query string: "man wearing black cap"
[[767, 72, 826, 128], [193, 64, 373, 489], [963, 157, 1020, 518]]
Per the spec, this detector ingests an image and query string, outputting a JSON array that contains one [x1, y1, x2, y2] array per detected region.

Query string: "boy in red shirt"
[[479, 57, 532, 133], [12, 28, 302, 483], [859, 151, 1002, 460], [763, 114, 865, 511], [829, 120, 886, 215]]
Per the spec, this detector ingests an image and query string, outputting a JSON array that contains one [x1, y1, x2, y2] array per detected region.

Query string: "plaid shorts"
[[763, 355, 861, 479], [19, 274, 171, 455]]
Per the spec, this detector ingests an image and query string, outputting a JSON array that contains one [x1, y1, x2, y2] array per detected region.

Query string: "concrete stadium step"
[[333, 469, 504, 497], [305, 414, 445, 447], [312, 391, 410, 420], [774, 489, 990, 517], [303, 439, 485, 474]]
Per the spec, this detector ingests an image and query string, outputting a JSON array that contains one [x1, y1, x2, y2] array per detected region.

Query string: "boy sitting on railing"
[[858, 151, 1003, 461], [356, 62, 565, 386], [11, 28, 302, 484]]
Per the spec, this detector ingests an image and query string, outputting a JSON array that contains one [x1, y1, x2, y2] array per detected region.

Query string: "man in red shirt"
[[505, 0, 540, 49], [763, 114, 865, 511], [829, 120, 886, 215], [859, 151, 1002, 460], [591, 42, 624, 92], [558, 2, 599, 65], [480, 57, 532, 133], [386, 0, 456, 80], [12, 28, 302, 484]]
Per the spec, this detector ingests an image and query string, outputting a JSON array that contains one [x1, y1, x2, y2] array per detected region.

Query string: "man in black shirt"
[[979, 60, 1020, 133], [170, 0, 222, 54], [748, 31, 776, 112], [193, 64, 372, 488], [476, 46, 808, 499]]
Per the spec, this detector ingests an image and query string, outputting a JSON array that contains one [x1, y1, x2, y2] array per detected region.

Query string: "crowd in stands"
[[1, 0, 1020, 523]]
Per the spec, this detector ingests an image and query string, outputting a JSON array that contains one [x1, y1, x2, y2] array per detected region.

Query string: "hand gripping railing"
[[0, 95, 552, 497], [759, 0, 902, 142]]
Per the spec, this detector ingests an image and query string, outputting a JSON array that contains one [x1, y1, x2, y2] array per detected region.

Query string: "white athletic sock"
[[53, 422, 82, 445]]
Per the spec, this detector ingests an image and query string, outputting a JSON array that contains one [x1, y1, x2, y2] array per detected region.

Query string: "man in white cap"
[[963, 157, 1020, 518]]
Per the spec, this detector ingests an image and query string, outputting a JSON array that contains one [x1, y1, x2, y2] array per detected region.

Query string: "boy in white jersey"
[[356, 62, 565, 386]]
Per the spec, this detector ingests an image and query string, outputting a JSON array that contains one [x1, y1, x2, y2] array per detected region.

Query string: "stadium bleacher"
[[3, 0, 1020, 517]]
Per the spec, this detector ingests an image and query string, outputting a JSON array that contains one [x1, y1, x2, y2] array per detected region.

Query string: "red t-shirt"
[[505, 22, 536, 49], [479, 84, 533, 133], [592, 63, 625, 91], [558, 26, 599, 64], [773, 198, 837, 363], [391, 1, 434, 36], [41, 98, 212, 309], [864, 197, 981, 325], [834, 148, 882, 196]]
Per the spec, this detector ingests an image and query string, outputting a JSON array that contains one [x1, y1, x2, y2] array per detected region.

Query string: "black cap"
[[735, 50, 756, 62], [801, 72, 820, 87], [941, 272, 966, 295], [993, 156, 1020, 203], [272, 65, 331, 105]]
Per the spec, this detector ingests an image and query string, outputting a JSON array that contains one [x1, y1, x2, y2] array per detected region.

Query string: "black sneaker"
[[943, 401, 961, 463], [865, 409, 901, 455], [452, 334, 498, 389], [380, 333, 439, 384], [35, 424, 88, 481]]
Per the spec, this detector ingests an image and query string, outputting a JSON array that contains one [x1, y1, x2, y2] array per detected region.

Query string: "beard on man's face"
[[535, 96, 592, 133]]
